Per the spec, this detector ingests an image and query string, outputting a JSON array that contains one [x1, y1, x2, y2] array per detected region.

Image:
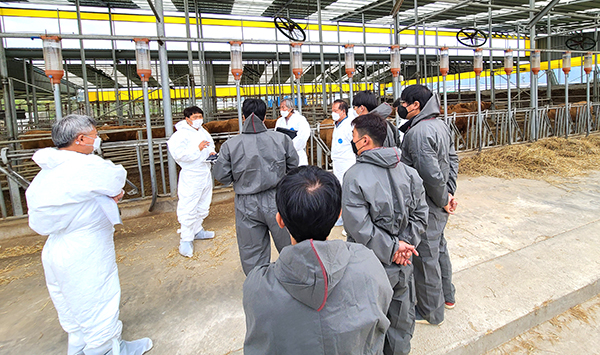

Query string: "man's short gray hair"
[[281, 98, 296, 111], [52, 114, 97, 148]]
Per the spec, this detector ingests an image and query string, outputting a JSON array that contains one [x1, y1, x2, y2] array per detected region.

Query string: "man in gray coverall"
[[244, 166, 393, 355], [213, 98, 299, 275], [342, 113, 429, 355], [398, 84, 459, 326], [353, 90, 400, 148]]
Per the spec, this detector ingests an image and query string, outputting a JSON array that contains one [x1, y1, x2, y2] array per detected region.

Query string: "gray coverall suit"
[[400, 94, 459, 325], [213, 114, 299, 275], [343, 147, 429, 355]]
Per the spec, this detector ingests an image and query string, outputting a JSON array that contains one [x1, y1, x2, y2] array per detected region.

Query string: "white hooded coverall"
[[26, 148, 127, 354], [331, 115, 356, 184], [275, 111, 311, 166], [167, 120, 215, 242]]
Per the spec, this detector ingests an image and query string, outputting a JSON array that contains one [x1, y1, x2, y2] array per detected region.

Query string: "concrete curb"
[[411, 219, 600, 354], [0, 187, 235, 241], [452, 279, 600, 355]]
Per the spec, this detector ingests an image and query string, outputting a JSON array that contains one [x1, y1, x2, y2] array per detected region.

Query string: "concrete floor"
[[1, 171, 600, 355]]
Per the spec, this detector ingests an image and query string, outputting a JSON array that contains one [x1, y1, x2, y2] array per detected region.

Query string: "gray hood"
[[356, 147, 401, 169], [274, 239, 350, 311], [371, 102, 393, 119], [242, 113, 267, 134], [411, 93, 441, 126]]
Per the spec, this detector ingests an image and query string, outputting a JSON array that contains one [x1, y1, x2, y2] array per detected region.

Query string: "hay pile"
[[459, 135, 600, 179]]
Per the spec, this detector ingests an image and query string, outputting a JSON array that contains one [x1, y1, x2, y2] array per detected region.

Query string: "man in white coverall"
[[26, 114, 152, 355], [275, 98, 310, 166], [167, 106, 216, 257], [331, 99, 355, 184], [330, 99, 355, 227]]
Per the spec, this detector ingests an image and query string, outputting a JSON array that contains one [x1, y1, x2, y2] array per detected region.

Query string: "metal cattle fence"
[[446, 101, 600, 151], [0, 102, 598, 219]]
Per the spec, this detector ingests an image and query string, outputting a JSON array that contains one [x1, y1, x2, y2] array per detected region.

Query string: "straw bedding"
[[459, 135, 600, 180]]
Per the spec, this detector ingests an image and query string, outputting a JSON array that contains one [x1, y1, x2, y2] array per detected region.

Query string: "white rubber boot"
[[179, 241, 194, 257], [194, 229, 215, 240], [115, 338, 153, 355], [67, 330, 85, 355]]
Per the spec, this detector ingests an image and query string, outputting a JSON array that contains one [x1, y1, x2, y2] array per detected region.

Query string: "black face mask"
[[397, 105, 413, 119], [351, 136, 364, 155]]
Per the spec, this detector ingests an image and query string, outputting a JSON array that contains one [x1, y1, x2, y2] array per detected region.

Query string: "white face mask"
[[191, 119, 203, 129], [332, 112, 341, 121], [84, 135, 102, 153], [280, 110, 290, 118], [93, 136, 102, 151]]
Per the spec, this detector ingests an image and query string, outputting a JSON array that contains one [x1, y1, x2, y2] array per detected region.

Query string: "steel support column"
[[156, 0, 177, 196], [108, 7, 123, 124], [414, 0, 420, 84], [184, 0, 196, 107], [0, 30, 23, 216], [489, 0, 495, 107], [362, 14, 367, 89], [142, 80, 158, 210], [236, 80, 242, 132], [23, 59, 31, 123], [530, 0, 539, 140], [318, 0, 327, 115], [75, 0, 91, 116], [195, 4, 209, 116], [547, 16, 552, 102], [516, 27, 521, 106], [30, 59, 39, 124], [337, 22, 343, 98]]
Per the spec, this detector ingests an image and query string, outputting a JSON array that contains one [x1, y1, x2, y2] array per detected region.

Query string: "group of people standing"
[[165, 84, 458, 354], [26, 83, 457, 355]]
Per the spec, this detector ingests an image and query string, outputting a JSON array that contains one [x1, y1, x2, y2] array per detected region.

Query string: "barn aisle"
[[1, 171, 600, 354]]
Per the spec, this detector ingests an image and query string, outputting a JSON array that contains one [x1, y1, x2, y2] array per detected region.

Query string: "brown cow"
[[19, 129, 110, 149], [441, 101, 492, 115], [203, 119, 236, 134], [318, 118, 335, 149], [202, 118, 278, 134], [441, 101, 493, 135], [97, 125, 139, 142], [264, 119, 277, 129], [546, 101, 590, 123], [18, 130, 54, 150]]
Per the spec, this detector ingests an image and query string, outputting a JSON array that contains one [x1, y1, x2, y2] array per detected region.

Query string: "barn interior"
[[1, 0, 600, 354], [0, 0, 598, 218]]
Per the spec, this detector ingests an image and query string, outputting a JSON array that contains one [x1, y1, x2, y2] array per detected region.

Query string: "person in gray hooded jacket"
[[398, 84, 459, 326], [353, 90, 400, 148], [213, 99, 299, 275], [342, 113, 429, 355], [244, 165, 393, 355]]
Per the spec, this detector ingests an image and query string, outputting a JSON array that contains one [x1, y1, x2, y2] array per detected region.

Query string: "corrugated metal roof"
[[16, 0, 600, 34]]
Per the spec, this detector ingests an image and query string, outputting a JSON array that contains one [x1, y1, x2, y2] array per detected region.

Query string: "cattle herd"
[[14, 100, 594, 151], [17, 118, 279, 150]]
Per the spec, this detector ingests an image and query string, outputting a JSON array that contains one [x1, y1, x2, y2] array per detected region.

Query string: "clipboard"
[[276, 127, 298, 139]]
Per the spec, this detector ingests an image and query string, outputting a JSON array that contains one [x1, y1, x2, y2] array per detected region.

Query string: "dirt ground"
[[2, 169, 600, 354], [0, 194, 346, 355], [0, 197, 247, 355]]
